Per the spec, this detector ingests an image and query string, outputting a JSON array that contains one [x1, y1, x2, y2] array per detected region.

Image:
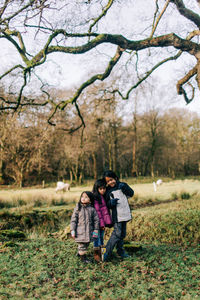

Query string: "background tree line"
[[0, 84, 199, 187]]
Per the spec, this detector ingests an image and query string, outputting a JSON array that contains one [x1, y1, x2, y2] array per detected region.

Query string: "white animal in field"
[[156, 179, 163, 186], [55, 181, 70, 193], [153, 179, 163, 192]]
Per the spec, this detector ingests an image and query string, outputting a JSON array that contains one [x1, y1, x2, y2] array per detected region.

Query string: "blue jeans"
[[93, 229, 105, 247], [105, 221, 127, 257]]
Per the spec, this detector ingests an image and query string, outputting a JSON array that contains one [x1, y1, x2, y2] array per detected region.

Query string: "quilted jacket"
[[70, 203, 99, 243], [94, 195, 112, 228]]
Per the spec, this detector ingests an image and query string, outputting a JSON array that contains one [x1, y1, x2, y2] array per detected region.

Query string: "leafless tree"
[[0, 0, 200, 130]]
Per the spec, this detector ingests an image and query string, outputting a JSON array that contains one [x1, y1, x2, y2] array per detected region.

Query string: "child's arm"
[[93, 209, 100, 231], [118, 182, 134, 197], [70, 206, 79, 238]]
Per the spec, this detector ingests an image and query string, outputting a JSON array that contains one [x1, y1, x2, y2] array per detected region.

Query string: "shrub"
[[0, 229, 26, 240], [171, 192, 178, 201], [180, 192, 191, 199], [33, 199, 43, 207], [0, 200, 14, 209], [17, 199, 27, 206], [127, 200, 200, 246], [51, 198, 68, 206]]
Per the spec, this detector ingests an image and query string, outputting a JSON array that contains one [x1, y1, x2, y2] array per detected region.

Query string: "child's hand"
[[118, 182, 126, 192], [71, 230, 75, 239], [110, 198, 119, 206], [92, 230, 98, 238]]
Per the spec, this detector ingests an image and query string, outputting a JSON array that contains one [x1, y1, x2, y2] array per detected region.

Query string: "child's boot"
[[94, 247, 101, 262], [80, 254, 90, 263]]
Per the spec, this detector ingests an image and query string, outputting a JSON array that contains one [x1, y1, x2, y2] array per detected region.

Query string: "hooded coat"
[[70, 203, 99, 243]]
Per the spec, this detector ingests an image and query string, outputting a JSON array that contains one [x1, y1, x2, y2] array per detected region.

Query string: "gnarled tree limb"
[[170, 0, 200, 28]]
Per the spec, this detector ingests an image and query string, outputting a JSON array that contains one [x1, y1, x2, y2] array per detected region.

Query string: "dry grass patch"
[[132, 179, 200, 201]]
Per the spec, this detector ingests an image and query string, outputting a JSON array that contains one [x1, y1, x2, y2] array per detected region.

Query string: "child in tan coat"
[[70, 191, 99, 263]]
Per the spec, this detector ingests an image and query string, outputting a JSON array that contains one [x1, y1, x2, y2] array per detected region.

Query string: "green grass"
[[0, 238, 199, 299], [0, 178, 200, 299]]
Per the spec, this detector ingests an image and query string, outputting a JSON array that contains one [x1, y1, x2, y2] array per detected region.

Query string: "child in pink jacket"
[[92, 179, 112, 261]]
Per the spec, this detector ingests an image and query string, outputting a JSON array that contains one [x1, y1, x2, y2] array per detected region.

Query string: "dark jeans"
[[93, 229, 105, 247], [106, 221, 127, 257]]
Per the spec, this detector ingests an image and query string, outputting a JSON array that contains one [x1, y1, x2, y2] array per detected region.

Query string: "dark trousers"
[[93, 228, 105, 247], [106, 221, 127, 257]]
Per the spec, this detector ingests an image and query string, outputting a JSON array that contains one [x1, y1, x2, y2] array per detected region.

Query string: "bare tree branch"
[[170, 0, 200, 28], [47, 46, 124, 128], [177, 66, 197, 104], [19, 31, 200, 68], [0, 0, 36, 25], [0, 64, 24, 80], [60, 46, 124, 110], [106, 50, 183, 100], [150, 0, 170, 39], [88, 0, 114, 34]]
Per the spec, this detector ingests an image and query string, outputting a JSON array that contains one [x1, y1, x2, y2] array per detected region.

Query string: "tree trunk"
[[113, 125, 118, 173], [132, 139, 137, 177], [70, 170, 73, 183], [108, 143, 112, 170], [132, 109, 138, 177], [19, 167, 24, 188], [151, 161, 155, 178], [92, 153, 97, 180], [72, 166, 78, 182], [79, 172, 83, 184], [0, 142, 5, 184]]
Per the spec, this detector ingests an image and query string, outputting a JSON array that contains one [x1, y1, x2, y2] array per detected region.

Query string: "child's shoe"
[[94, 247, 101, 262], [117, 251, 130, 259], [80, 254, 90, 263]]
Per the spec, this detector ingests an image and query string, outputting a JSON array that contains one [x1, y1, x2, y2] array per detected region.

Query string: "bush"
[[0, 229, 26, 240], [0, 200, 14, 209], [17, 199, 27, 206], [180, 192, 191, 199], [127, 200, 200, 246], [51, 198, 68, 206], [171, 192, 178, 201]]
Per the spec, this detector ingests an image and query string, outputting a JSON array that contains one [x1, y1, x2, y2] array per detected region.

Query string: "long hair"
[[103, 170, 119, 181], [78, 191, 94, 211], [92, 178, 106, 203]]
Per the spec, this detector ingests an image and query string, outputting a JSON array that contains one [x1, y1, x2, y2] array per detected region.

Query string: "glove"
[[118, 182, 127, 192], [110, 198, 119, 206], [92, 230, 98, 238]]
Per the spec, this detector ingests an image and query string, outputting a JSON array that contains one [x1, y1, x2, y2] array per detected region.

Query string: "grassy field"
[[0, 178, 199, 210], [0, 178, 200, 299], [0, 238, 199, 299]]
